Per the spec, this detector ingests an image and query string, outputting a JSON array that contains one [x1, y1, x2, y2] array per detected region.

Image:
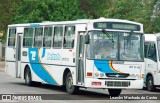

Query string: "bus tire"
[[25, 68, 33, 86], [66, 72, 79, 94], [108, 89, 122, 96], [147, 76, 156, 92]]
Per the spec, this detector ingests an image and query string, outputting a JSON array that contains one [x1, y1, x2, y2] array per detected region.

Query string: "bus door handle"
[[14, 54, 15, 58]]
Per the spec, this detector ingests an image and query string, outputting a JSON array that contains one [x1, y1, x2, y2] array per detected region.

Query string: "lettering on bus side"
[[129, 66, 141, 69], [62, 58, 69, 61], [112, 61, 124, 64], [47, 53, 61, 60]]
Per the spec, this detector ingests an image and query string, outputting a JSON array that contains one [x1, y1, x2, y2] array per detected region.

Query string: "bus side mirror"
[[85, 34, 90, 44]]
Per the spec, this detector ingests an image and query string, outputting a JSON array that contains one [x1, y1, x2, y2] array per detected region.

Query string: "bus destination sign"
[[93, 22, 140, 31], [112, 24, 137, 30]]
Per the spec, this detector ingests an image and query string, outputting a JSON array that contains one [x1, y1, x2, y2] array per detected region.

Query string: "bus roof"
[[144, 33, 160, 42], [8, 18, 143, 28]]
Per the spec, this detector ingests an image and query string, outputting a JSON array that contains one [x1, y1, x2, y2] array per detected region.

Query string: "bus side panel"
[[6, 62, 16, 77], [22, 62, 76, 86], [157, 62, 160, 85], [21, 63, 43, 82], [21, 48, 29, 63], [5, 47, 16, 77], [5, 48, 16, 61], [21, 48, 76, 85], [145, 58, 158, 85], [49, 66, 76, 85], [61, 49, 76, 66], [21, 48, 29, 79]]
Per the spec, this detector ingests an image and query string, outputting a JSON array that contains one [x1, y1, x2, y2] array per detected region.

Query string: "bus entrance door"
[[15, 31, 22, 78], [77, 32, 85, 85]]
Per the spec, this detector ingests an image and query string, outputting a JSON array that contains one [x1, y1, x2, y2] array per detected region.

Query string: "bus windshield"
[[87, 30, 143, 61]]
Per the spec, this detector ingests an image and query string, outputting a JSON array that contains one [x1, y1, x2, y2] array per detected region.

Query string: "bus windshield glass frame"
[[87, 30, 143, 61]]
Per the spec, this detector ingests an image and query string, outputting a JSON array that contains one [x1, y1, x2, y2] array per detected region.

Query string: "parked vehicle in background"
[[144, 33, 160, 91]]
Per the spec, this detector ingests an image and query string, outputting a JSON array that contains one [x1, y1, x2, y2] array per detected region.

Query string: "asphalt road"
[[0, 61, 160, 103]]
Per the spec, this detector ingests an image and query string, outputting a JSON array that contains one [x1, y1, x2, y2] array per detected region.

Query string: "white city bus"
[[144, 33, 160, 91], [5, 18, 144, 96]]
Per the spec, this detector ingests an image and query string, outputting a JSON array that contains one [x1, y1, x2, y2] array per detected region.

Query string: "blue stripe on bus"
[[28, 48, 58, 85], [30, 24, 40, 27], [94, 60, 118, 73], [41, 48, 46, 58]]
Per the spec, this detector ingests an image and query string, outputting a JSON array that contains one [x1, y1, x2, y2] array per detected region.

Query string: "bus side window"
[[8, 28, 16, 47], [144, 43, 149, 58], [53, 26, 63, 48], [23, 28, 34, 47], [63, 26, 75, 48], [34, 27, 43, 47], [43, 27, 52, 48], [148, 43, 157, 62]]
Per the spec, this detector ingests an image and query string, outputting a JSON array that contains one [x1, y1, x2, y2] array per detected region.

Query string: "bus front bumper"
[[84, 78, 143, 89]]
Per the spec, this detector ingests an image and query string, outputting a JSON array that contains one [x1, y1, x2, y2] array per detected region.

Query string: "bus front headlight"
[[100, 73, 104, 77], [95, 72, 99, 77]]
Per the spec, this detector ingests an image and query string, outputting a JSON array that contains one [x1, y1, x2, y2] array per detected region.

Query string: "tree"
[[79, 0, 108, 18], [0, 0, 20, 40], [0, 0, 90, 40], [104, 0, 156, 33], [11, 0, 88, 23]]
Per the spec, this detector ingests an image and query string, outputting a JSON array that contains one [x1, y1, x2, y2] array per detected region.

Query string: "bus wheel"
[[147, 76, 156, 92], [108, 89, 122, 96], [66, 72, 79, 94], [25, 68, 32, 86]]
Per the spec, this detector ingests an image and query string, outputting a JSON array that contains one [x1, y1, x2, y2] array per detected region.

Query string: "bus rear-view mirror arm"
[[84, 34, 90, 44]]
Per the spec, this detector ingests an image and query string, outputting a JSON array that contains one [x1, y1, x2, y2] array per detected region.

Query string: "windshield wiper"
[[102, 29, 114, 42]]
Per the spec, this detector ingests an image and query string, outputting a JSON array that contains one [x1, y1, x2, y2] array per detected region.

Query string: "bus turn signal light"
[[87, 72, 92, 76]]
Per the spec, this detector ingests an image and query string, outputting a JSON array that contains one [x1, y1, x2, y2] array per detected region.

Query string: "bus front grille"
[[105, 81, 130, 87]]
